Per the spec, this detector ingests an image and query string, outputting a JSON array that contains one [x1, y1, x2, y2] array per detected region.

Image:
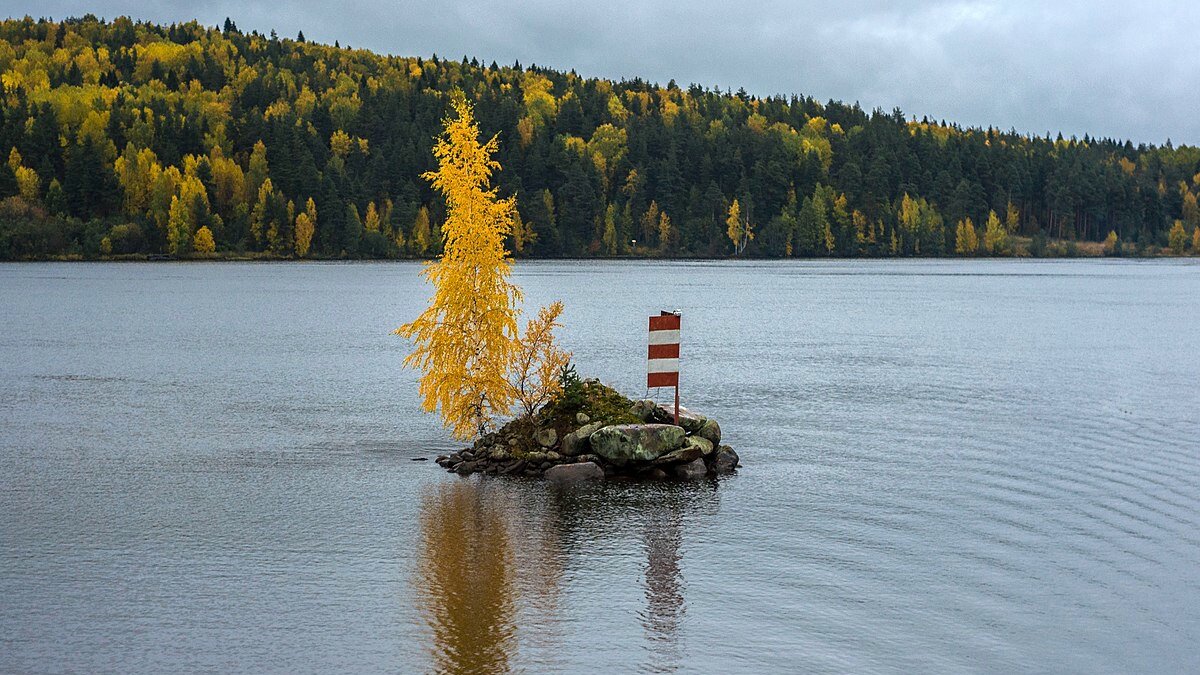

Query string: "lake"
[[1, 259, 1198, 673]]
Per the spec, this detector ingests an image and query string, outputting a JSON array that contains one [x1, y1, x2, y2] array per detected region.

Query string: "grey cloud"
[[13, 0, 1200, 144]]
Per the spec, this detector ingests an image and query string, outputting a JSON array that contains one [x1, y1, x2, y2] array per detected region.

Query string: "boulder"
[[545, 461, 605, 485], [631, 399, 671, 423], [500, 459, 526, 475], [589, 424, 685, 466], [631, 400, 710, 432], [672, 458, 707, 479], [561, 422, 605, 456], [535, 428, 558, 448], [576, 412, 590, 425], [712, 445, 740, 474], [650, 444, 703, 466], [673, 407, 708, 434], [697, 418, 721, 448], [683, 435, 714, 457]]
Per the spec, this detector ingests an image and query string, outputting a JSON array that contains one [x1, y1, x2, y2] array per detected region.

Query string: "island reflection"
[[415, 478, 719, 673]]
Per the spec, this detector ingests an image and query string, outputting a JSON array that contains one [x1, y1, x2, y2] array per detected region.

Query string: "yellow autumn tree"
[[955, 218, 978, 255], [1168, 220, 1188, 254], [295, 198, 316, 257], [983, 210, 1007, 255], [8, 148, 40, 202], [1103, 230, 1120, 256], [193, 225, 216, 255], [508, 301, 572, 417], [726, 199, 748, 255], [1005, 201, 1021, 233], [364, 201, 381, 232], [510, 210, 535, 254], [411, 206, 431, 255], [658, 211, 673, 253], [395, 94, 524, 439]]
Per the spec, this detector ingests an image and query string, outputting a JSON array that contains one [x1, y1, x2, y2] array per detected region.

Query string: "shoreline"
[[2, 252, 1195, 263]]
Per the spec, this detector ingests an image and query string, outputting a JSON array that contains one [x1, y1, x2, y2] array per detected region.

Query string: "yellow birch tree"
[[411, 206, 431, 255], [1103, 230, 1120, 256], [983, 210, 1007, 255], [955, 218, 978, 255], [726, 199, 744, 255], [508, 301, 572, 417], [295, 197, 317, 257], [193, 225, 216, 255], [395, 94, 523, 439]]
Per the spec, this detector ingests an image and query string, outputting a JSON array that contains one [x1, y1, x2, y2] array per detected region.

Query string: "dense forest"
[[1, 14, 1199, 260]]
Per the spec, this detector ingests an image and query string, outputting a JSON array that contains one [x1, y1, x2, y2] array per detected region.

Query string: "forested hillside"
[[1, 14, 1199, 260]]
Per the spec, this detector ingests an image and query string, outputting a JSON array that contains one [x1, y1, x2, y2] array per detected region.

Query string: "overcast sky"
[[14, 0, 1200, 145]]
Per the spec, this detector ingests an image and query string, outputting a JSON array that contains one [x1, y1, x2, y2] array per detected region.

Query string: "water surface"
[[1, 259, 1198, 673]]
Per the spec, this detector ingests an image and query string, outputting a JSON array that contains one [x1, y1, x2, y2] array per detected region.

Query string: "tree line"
[[1, 14, 1199, 260]]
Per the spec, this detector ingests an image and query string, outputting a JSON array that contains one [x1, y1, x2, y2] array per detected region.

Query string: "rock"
[[545, 461, 605, 485], [650, 444, 703, 466], [561, 422, 605, 456], [535, 428, 558, 448], [576, 412, 590, 425], [524, 451, 547, 464], [576, 453, 601, 465], [673, 407, 708, 434], [489, 448, 511, 461], [546, 451, 561, 462], [672, 458, 707, 479], [500, 459, 526, 475], [712, 445, 740, 474], [461, 451, 475, 461], [589, 424, 686, 466], [507, 437, 519, 447], [640, 467, 669, 480], [683, 435, 714, 457], [697, 418, 721, 448], [455, 461, 478, 475], [631, 399, 671, 423]]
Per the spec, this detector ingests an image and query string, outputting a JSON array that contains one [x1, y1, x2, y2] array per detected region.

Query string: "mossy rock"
[[537, 380, 642, 440], [589, 424, 686, 466]]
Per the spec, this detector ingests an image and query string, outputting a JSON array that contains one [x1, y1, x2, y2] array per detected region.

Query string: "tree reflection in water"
[[416, 481, 519, 675], [416, 478, 719, 673]]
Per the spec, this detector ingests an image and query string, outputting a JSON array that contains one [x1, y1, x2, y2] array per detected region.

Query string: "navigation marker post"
[[647, 310, 681, 425]]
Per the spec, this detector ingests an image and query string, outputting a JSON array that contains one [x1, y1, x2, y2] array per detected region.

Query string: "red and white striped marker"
[[648, 311, 681, 423]]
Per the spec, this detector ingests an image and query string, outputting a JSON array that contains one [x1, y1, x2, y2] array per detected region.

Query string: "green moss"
[[538, 379, 641, 432], [486, 379, 642, 457]]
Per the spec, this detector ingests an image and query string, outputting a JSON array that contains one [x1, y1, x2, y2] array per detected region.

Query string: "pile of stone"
[[434, 398, 739, 484]]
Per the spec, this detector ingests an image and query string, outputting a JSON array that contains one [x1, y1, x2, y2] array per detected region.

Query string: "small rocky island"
[[435, 379, 740, 483]]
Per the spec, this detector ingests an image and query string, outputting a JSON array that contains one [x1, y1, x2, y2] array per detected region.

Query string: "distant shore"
[[4, 241, 1194, 263]]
